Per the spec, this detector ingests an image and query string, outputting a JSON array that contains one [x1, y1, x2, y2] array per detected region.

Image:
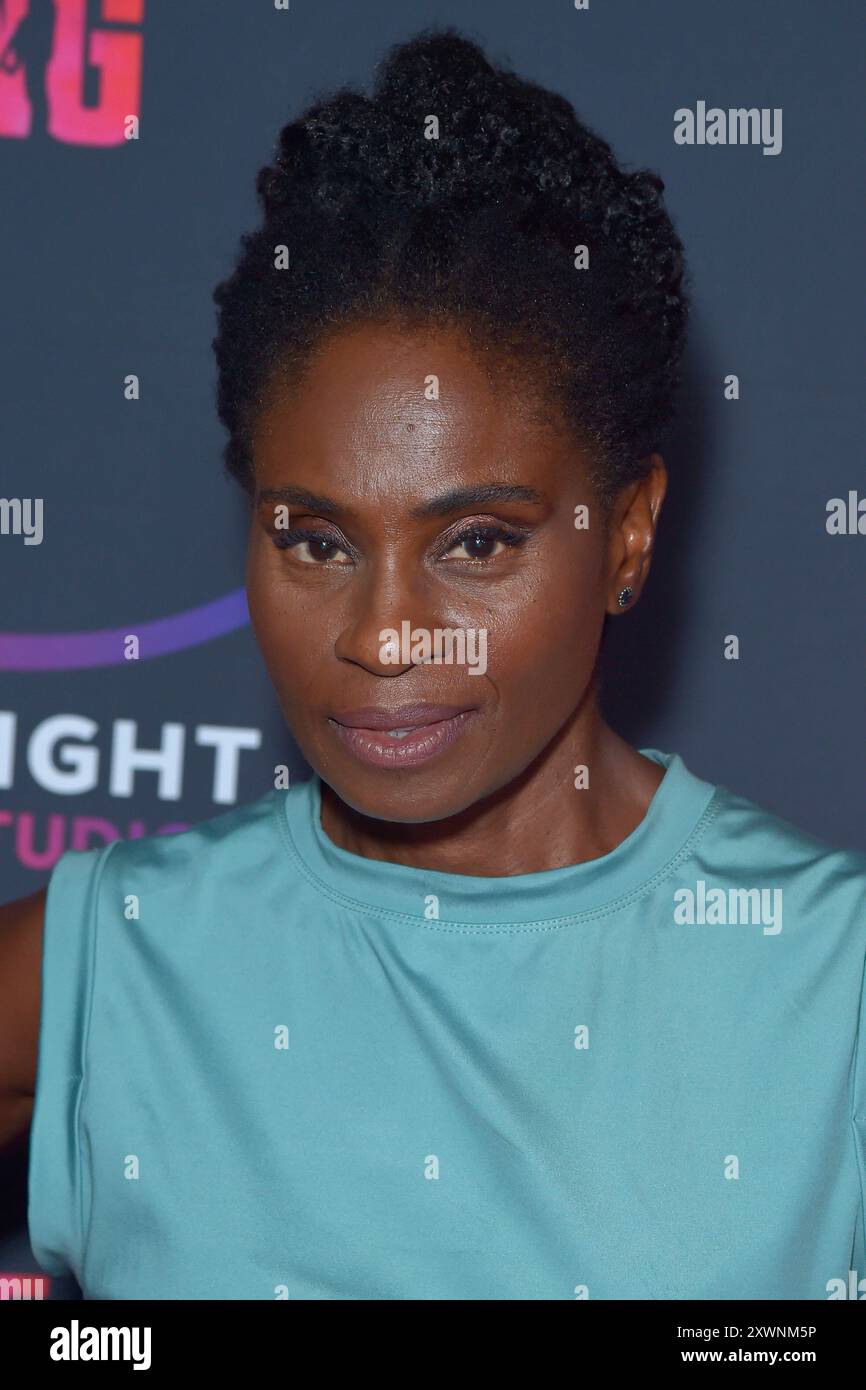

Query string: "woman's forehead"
[[251, 320, 584, 484]]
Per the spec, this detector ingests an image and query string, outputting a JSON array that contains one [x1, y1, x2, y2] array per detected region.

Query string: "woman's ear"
[[605, 455, 667, 613]]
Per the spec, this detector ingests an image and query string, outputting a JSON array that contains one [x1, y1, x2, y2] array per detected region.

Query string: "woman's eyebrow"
[[255, 482, 546, 520], [409, 483, 546, 519], [256, 486, 346, 517]]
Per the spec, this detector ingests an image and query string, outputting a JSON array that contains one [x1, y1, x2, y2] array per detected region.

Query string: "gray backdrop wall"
[[0, 0, 863, 1293]]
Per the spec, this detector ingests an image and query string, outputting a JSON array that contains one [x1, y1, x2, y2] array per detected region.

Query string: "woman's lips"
[[328, 707, 478, 768]]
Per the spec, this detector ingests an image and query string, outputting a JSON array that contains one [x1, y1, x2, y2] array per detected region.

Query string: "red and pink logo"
[[0, 1271, 50, 1298], [0, 0, 144, 145]]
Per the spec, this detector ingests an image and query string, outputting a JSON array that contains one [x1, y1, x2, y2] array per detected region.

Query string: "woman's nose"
[[332, 559, 439, 675]]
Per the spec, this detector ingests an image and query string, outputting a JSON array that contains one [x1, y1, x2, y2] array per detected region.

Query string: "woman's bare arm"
[[0, 888, 45, 1152]]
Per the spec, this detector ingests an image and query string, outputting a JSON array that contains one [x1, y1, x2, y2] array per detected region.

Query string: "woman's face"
[[247, 319, 656, 823]]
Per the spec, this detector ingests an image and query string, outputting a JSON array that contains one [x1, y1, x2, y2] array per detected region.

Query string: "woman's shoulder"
[[693, 769, 866, 927], [705, 774, 866, 868], [109, 783, 288, 868], [46, 784, 302, 907]]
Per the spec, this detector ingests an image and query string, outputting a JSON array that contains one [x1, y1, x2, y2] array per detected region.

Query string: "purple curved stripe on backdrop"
[[0, 588, 250, 671]]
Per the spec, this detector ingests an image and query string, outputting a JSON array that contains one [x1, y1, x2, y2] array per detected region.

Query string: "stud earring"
[[617, 586, 634, 608]]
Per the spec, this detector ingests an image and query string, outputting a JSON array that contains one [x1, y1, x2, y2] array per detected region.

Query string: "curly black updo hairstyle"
[[212, 27, 690, 510]]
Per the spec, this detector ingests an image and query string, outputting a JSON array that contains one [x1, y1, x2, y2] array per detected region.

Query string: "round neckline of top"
[[276, 748, 720, 931]]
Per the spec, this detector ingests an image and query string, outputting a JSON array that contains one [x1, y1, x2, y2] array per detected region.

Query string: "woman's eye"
[[440, 528, 520, 561], [296, 538, 351, 565], [273, 530, 353, 564], [272, 523, 525, 565]]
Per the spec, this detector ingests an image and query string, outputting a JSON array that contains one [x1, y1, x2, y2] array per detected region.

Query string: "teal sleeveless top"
[[28, 749, 866, 1299]]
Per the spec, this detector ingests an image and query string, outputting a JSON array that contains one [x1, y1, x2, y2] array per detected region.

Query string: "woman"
[[2, 29, 864, 1301]]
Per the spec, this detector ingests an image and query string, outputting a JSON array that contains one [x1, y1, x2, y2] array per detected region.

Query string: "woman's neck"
[[318, 705, 665, 879]]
